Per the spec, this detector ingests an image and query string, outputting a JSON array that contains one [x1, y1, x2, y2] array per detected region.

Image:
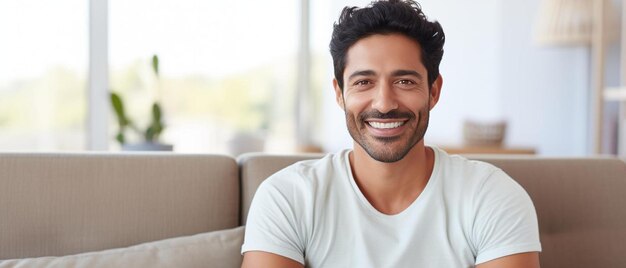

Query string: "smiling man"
[[241, 1, 541, 267]]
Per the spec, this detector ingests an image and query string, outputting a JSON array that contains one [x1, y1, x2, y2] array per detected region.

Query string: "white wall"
[[320, 0, 598, 156], [498, 0, 589, 156]]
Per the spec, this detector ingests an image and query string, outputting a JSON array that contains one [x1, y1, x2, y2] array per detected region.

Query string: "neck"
[[349, 142, 434, 215]]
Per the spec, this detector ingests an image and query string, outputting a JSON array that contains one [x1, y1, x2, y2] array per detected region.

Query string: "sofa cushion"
[[0, 226, 244, 268], [0, 153, 240, 259]]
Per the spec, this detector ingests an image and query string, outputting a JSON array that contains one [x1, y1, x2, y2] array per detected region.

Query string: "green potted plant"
[[110, 55, 172, 151]]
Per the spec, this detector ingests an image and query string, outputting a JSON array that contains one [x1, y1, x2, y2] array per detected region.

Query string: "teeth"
[[368, 121, 404, 129]]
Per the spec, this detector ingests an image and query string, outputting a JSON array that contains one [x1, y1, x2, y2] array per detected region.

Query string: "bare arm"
[[241, 251, 304, 268], [476, 252, 540, 268]]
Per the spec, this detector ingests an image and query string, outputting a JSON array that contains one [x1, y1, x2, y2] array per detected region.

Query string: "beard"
[[345, 106, 430, 163]]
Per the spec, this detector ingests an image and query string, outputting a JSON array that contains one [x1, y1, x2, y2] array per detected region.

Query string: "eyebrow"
[[347, 69, 423, 81], [391, 70, 422, 80], [348, 70, 376, 81]]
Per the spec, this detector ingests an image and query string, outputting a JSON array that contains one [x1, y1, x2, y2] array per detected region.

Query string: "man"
[[241, 0, 541, 267]]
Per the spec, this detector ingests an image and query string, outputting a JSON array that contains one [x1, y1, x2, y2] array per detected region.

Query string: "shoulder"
[[436, 148, 499, 176], [433, 147, 507, 190], [433, 147, 531, 209], [257, 150, 350, 198], [432, 148, 541, 261], [243, 150, 351, 255]]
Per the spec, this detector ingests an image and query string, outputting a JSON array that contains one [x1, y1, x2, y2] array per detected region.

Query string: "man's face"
[[334, 33, 441, 163]]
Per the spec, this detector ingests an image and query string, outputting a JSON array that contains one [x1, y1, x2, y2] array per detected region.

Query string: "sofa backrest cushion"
[[0, 153, 239, 260], [238, 152, 626, 268]]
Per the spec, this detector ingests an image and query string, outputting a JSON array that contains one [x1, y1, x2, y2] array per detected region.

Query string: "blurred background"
[[0, 0, 624, 157]]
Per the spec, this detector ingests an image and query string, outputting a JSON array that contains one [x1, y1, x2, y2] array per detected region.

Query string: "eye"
[[353, 80, 372, 86], [395, 79, 415, 85], [394, 79, 419, 90]]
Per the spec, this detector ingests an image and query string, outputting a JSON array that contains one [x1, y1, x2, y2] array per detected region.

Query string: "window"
[[0, 0, 87, 151], [0, 0, 327, 153]]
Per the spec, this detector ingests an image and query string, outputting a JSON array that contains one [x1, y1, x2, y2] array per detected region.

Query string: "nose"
[[371, 84, 398, 113]]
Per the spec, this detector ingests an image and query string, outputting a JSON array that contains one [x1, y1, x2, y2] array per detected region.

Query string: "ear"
[[333, 79, 345, 110], [428, 75, 443, 110]]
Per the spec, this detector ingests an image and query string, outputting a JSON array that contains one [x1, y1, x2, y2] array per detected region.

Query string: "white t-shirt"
[[242, 147, 541, 267]]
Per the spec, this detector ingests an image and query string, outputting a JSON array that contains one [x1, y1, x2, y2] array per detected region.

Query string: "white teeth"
[[368, 121, 405, 129]]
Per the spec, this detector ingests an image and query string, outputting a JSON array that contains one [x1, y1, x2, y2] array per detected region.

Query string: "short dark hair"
[[329, 0, 445, 91]]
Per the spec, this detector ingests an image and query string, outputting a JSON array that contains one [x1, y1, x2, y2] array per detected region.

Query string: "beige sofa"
[[0, 152, 625, 267]]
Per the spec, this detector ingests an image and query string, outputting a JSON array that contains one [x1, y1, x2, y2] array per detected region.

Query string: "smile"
[[367, 121, 406, 129]]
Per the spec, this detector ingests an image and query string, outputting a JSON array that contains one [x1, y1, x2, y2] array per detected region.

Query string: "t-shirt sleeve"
[[241, 174, 306, 265], [472, 169, 542, 265]]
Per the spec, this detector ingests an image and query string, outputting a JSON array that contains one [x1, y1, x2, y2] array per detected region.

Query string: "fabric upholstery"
[[0, 226, 244, 268], [239, 153, 626, 268], [0, 153, 239, 259]]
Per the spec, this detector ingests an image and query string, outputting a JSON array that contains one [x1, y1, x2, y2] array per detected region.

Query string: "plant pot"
[[122, 142, 173, 152]]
